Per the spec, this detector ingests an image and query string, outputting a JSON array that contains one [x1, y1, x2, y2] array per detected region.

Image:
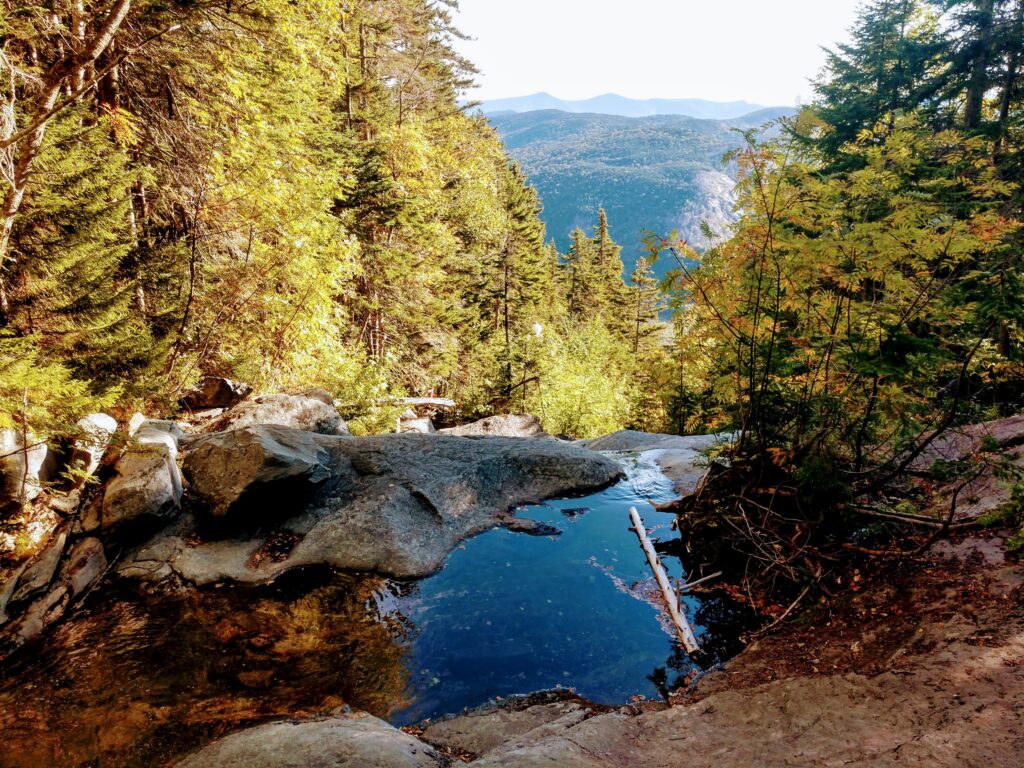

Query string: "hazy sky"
[[451, 0, 864, 106]]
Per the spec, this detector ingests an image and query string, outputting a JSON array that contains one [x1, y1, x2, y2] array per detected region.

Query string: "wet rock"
[[441, 413, 548, 439], [11, 585, 69, 648], [121, 431, 622, 585], [66, 537, 106, 597], [205, 390, 349, 436], [10, 530, 67, 605], [102, 421, 183, 536], [0, 429, 49, 509], [0, 562, 28, 625], [181, 376, 253, 410], [503, 518, 562, 537], [173, 714, 446, 768], [69, 413, 118, 482], [183, 426, 333, 524], [580, 430, 730, 493]]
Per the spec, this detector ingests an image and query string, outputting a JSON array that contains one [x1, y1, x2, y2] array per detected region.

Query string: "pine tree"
[[813, 0, 944, 158], [630, 256, 664, 356]]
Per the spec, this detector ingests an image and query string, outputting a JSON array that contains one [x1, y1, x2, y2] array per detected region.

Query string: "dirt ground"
[[419, 533, 1024, 767]]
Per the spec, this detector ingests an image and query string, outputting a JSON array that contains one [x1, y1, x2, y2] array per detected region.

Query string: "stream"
[[0, 450, 751, 768]]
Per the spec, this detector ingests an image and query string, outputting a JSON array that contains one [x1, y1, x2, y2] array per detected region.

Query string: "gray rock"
[[49, 489, 82, 516], [181, 376, 253, 410], [0, 561, 28, 626], [441, 413, 548, 438], [423, 697, 595, 758], [10, 585, 68, 649], [10, 530, 67, 604], [0, 429, 49, 509], [121, 430, 622, 585], [580, 430, 730, 493], [66, 537, 106, 596], [173, 714, 445, 768], [102, 421, 183, 535], [183, 426, 332, 522], [69, 413, 118, 482], [400, 416, 435, 434], [206, 391, 349, 436]]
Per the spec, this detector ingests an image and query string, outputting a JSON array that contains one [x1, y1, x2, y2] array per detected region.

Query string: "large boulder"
[[68, 413, 118, 482], [173, 714, 445, 768], [183, 426, 333, 524], [120, 429, 623, 585], [102, 420, 184, 536], [441, 413, 547, 438], [181, 376, 253, 410], [0, 429, 49, 509], [205, 390, 349, 436]]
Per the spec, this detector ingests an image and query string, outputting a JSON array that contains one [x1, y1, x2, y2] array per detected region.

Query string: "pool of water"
[[0, 451, 751, 768], [389, 451, 741, 723]]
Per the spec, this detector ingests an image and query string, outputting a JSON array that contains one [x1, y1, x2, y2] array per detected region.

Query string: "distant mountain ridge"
[[480, 92, 791, 120], [488, 107, 797, 277]]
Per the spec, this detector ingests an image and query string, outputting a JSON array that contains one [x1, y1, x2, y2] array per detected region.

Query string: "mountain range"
[[480, 92, 789, 120], [488, 107, 796, 277]]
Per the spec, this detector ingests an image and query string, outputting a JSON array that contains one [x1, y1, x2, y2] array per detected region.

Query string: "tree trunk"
[[964, 0, 996, 131]]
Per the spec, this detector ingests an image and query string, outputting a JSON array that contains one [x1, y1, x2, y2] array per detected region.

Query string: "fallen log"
[[629, 506, 701, 655], [393, 397, 456, 409]]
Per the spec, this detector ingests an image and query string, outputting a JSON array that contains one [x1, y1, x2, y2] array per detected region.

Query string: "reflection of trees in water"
[[0, 569, 410, 768]]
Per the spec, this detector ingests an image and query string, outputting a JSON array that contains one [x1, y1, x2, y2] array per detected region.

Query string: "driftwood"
[[629, 506, 701, 655], [393, 397, 456, 409]]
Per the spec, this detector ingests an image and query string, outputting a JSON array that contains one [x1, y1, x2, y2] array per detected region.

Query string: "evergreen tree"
[[813, 0, 944, 157], [629, 256, 664, 356]]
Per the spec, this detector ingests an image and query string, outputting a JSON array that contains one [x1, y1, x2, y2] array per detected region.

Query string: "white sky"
[[451, 0, 863, 106]]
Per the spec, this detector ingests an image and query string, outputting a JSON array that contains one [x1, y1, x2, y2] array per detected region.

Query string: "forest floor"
[[420, 532, 1024, 766]]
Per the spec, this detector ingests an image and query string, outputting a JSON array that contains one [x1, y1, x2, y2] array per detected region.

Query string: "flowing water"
[[0, 451, 751, 768]]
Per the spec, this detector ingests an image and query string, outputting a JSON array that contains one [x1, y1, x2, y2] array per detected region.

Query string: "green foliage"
[[526, 320, 634, 439], [0, 0, 669, 440], [0, 334, 117, 438]]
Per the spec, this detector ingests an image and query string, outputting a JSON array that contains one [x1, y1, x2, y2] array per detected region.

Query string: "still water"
[[0, 452, 748, 767]]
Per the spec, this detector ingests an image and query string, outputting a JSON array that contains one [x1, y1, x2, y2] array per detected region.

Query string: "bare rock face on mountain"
[[173, 714, 446, 768], [120, 428, 622, 585], [440, 414, 548, 439], [204, 390, 350, 436]]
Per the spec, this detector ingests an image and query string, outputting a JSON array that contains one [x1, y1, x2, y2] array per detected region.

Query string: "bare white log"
[[629, 506, 701, 655], [392, 397, 456, 409], [679, 570, 723, 592]]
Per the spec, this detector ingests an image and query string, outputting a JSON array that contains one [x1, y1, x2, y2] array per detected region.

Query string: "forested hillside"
[[0, 0, 670, 442], [489, 107, 795, 274]]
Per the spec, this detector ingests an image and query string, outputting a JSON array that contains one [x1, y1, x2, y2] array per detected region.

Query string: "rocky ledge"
[[118, 426, 622, 586], [0, 382, 621, 654]]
